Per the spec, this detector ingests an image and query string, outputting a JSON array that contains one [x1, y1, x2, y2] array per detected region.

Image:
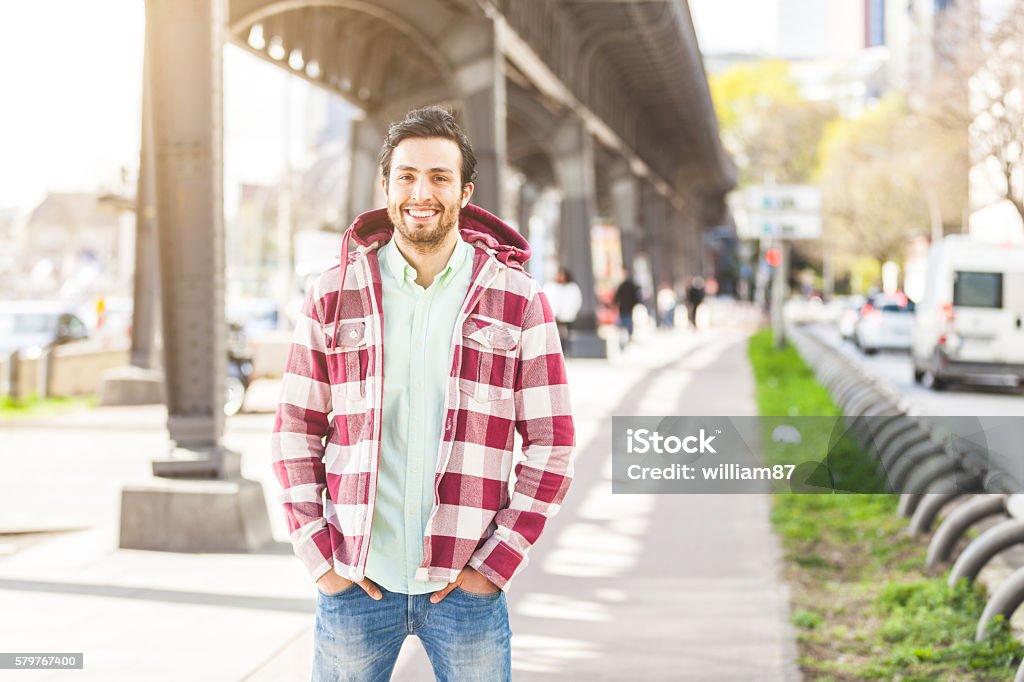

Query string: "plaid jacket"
[[271, 204, 575, 591]]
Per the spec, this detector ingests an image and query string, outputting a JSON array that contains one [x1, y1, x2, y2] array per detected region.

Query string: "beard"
[[387, 200, 461, 251]]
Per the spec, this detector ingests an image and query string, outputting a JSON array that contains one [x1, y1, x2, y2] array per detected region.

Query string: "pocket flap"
[[463, 317, 518, 351]]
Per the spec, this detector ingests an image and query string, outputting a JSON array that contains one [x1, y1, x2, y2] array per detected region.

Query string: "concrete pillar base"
[[99, 366, 165, 406], [566, 330, 608, 359], [153, 445, 241, 479], [119, 475, 273, 553]]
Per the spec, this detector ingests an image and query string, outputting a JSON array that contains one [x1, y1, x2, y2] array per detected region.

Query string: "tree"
[[710, 60, 837, 186], [926, 1, 1024, 224], [817, 96, 933, 267]]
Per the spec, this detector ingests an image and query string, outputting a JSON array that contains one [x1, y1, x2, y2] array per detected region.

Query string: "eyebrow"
[[394, 164, 456, 175]]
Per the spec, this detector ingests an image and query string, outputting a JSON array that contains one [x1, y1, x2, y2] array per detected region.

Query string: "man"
[[685, 275, 706, 329], [271, 106, 575, 682], [612, 270, 642, 344]]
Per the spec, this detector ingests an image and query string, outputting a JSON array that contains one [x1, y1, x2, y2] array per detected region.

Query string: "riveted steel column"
[[121, 0, 271, 554], [689, 202, 704, 278], [148, 0, 229, 472], [132, 34, 160, 371], [639, 183, 665, 296], [663, 204, 683, 289], [451, 26, 506, 215], [344, 116, 387, 223], [552, 116, 604, 357], [517, 180, 541, 243], [611, 167, 639, 274]]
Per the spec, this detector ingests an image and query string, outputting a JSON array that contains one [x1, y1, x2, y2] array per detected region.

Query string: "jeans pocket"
[[317, 583, 358, 599], [454, 586, 502, 601]]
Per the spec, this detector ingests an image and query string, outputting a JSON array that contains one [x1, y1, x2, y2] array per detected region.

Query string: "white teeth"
[[407, 208, 438, 218]]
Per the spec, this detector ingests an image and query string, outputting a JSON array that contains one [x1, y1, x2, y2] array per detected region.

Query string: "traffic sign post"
[[731, 185, 821, 348], [770, 241, 789, 349]]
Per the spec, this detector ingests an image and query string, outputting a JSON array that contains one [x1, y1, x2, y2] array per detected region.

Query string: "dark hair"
[[378, 106, 477, 189]]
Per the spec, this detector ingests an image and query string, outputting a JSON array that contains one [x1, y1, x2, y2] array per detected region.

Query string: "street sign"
[[731, 185, 822, 240], [747, 210, 822, 239], [745, 185, 821, 213]]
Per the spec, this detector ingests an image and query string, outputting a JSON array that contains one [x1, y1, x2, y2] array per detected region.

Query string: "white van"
[[911, 234, 1024, 390]]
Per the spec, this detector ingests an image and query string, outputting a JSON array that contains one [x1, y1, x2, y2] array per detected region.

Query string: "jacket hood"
[[346, 203, 530, 269]]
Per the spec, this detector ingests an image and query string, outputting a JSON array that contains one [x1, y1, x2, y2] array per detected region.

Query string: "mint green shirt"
[[364, 237, 474, 594]]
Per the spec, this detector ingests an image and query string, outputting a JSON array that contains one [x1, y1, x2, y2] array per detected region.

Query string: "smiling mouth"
[[405, 207, 440, 220]]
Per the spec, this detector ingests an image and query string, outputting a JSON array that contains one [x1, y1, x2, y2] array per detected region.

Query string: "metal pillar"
[[148, 0, 231, 473], [344, 116, 387, 222], [640, 183, 665, 297], [99, 28, 165, 408], [611, 170, 639, 274], [517, 180, 541, 243], [132, 35, 160, 372], [453, 35, 506, 215], [552, 117, 604, 357], [771, 240, 789, 348], [689, 207, 703, 279], [662, 204, 681, 289], [120, 0, 272, 553]]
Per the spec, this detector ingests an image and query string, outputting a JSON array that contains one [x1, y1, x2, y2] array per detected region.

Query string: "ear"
[[380, 175, 388, 194], [460, 182, 474, 208]]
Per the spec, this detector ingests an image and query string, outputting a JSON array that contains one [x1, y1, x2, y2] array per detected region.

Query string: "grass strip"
[[748, 328, 1022, 681], [0, 395, 97, 421]]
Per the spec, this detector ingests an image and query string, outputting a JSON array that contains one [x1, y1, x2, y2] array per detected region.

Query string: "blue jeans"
[[312, 585, 511, 682]]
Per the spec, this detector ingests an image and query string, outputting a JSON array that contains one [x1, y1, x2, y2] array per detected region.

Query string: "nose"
[[410, 176, 431, 201]]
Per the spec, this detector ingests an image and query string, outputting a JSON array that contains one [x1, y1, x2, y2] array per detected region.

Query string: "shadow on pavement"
[[0, 577, 315, 613]]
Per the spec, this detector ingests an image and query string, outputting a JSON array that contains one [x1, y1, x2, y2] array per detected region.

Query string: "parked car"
[[0, 301, 91, 355], [224, 321, 254, 416], [911, 235, 1024, 390], [853, 293, 914, 354], [837, 295, 866, 341]]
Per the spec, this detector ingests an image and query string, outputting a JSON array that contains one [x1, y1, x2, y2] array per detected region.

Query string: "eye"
[[434, 175, 450, 183], [397, 174, 412, 181]]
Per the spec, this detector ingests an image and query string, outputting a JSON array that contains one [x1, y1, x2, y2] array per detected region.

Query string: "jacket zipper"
[[418, 254, 504, 568], [354, 251, 386, 580]]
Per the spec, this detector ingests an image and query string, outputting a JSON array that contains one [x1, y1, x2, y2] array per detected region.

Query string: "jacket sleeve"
[[468, 281, 576, 590], [271, 283, 335, 583]]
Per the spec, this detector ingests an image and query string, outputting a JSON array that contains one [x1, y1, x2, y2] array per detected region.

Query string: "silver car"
[[853, 293, 915, 355], [0, 301, 91, 355]]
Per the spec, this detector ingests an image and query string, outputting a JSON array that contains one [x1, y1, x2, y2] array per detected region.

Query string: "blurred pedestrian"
[[271, 106, 575, 682], [543, 266, 582, 353], [613, 270, 642, 344], [685, 276, 706, 329], [656, 282, 677, 328]]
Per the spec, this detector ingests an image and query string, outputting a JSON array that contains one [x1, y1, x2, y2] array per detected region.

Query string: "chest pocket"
[[459, 315, 520, 402], [326, 320, 368, 401]]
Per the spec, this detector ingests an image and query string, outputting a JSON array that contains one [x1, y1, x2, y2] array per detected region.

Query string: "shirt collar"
[[382, 236, 470, 290]]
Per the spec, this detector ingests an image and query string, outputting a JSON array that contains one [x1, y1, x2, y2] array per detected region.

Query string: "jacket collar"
[[346, 203, 530, 270]]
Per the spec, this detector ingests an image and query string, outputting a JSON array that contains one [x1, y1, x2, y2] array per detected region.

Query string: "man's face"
[[383, 137, 473, 250]]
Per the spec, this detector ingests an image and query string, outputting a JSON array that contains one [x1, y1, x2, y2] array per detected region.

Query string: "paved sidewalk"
[[0, 302, 798, 681]]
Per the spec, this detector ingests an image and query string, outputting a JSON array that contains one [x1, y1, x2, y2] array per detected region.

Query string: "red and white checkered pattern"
[[271, 205, 575, 591]]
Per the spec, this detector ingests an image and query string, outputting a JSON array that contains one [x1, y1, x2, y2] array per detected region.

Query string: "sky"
[[0, 0, 322, 212], [0, 0, 145, 208], [0, 0, 779, 212], [689, 0, 779, 56]]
